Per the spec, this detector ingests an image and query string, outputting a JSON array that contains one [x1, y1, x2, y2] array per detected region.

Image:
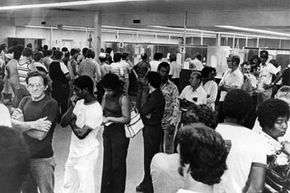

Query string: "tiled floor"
[[53, 124, 144, 193]]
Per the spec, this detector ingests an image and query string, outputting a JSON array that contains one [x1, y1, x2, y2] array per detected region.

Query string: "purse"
[[265, 154, 290, 193], [124, 103, 144, 138]]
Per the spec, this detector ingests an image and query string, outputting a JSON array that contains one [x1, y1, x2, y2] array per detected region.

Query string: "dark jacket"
[[141, 89, 165, 127]]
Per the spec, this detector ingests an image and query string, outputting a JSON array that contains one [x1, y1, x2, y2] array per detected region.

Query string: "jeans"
[[63, 148, 99, 193], [22, 157, 55, 193]]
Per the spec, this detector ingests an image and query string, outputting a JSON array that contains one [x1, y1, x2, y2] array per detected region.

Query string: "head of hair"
[[105, 55, 113, 64], [269, 59, 279, 68], [181, 104, 218, 129], [44, 50, 52, 57], [26, 43, 32, 49], [260, 50, 269, 59], [0, 126, 29, 193], [169, 54, 177, 62], [195, 54, 202, 61], [122, 52, 129, 60], [176, 123, 227, 185], [153, 52, 163, 61], [13, 49, 22, 60], [53, 50, 63, 60], [257, 99, 290, 129], [201, 66, 216, 79], [231, 55, 240, 66], [102, 73, 123, 91], [82, 47, 89, 57], [26, 71, 49, 86], [86, 49, 95, 59], [141, 53, 147, 61], [105, 47, 112, 55], [61, 47, 68, 52], [73, 75, 94, 94], [22, 48, 32, 57], [113, 52, 122, 63], [70, 48, 79, 56], [99, 53, 107, 63], [0, 44, 6, 52], [157, 62, 170, 71], [223, 89, 252, 121], [147, 71, 161, 89], [43, 45, 48, 51], [33, 52, 43, 62]]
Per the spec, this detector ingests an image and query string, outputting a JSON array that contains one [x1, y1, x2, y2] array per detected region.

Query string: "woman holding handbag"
[[101, 73, 130, 193], [256, 98, 290, 193]]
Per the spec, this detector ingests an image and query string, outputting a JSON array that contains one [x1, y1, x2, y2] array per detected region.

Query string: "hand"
[[12, 108, 24, 121], [282, 141, 290, 156], [70, 95, 78, 106], [31, 117, 52, 132], [102, 117, 109, 124]]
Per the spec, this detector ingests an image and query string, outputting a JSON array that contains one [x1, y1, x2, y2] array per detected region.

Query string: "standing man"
[[191, 53, 203, 71], [218, 55, 244, 123], [158, 62, 180, 154], [137, 72, 165, 193], [168, 54, 181, 87], [11, 71, 58, 193], [256, 50, 281, 105]]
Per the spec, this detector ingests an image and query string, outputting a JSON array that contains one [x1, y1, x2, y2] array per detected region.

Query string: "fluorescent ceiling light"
[[0, 0, 143, 11], [215, 25, 290, 38]]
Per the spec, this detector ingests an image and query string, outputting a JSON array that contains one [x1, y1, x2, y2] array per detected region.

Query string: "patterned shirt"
[[161, 80, 180, 128]]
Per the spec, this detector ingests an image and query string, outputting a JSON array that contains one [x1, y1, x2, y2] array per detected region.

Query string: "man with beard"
[[158, 62, 180, 154]]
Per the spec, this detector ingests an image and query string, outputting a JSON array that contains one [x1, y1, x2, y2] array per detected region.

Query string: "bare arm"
[[69, 118, 93, 139], [244, 164, 266, 193]]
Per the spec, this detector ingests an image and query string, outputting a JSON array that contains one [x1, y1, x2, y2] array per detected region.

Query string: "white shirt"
[[0, 104, 12, 127], [202, 80, 218, 110], [214, 123, 267, 193], [257, 63, 279, 92], [150, 60, 161, 72], [60, 61, 69, 74], [176, 189, 203, 193], [69, 99, 103, 158], [219, 69, 244, 101], [169, 61, 182, 79], [151, 153, 184, 193], [179, 85, 207, 105], [110, 62, 124, 78], [191, 59, 203, 71]]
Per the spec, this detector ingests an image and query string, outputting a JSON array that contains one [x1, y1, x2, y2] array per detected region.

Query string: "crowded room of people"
[[1, 0, 290, 193]]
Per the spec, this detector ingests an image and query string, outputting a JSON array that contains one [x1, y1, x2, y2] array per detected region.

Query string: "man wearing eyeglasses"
[[12, 71, 58, 193]]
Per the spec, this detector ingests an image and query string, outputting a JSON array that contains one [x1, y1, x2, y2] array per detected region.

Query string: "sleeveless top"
[[103, 91, 125, 118]]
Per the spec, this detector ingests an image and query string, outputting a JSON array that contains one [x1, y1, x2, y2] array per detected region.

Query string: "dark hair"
[[26, 43, 32, 48], [0, 44, 6, 52], [0, 126, 29, 193], [113, 52, 122, 62], [257, 99, 290, 130], [153, 52, 163, 61], [44, 50, 52, 57], [176, 123, 227, 185], [22, 48, 32, 57], [201, 66, 216, 78], [105, 55, 113, 64], [269, 59, 279, 68], [61, 47, 68, 52], [13, 49, 22, 60], [231, 55, 240, 66], [26, 71, 49, 86], [102, 73, 123, 91], [105, 47, 112, 55], [223, 89, 252, 121], [122, 52, 129, 60], [33, 52, 43, 62], [99, 55, 107, 63], [147, 71, 161, 89], [82, 47, 89, 57], [141, 53, 147, 60], [70, 48, 79, 56], [195, 54, 202, 61], [157, 62, 170, 71], [181, 104, 218, 129], [169, 54, 176, 62], [43, 45, 48, 51], [53, 50, 63, 60], [86, 49, 95, 59], [73, 75, 94, 94]]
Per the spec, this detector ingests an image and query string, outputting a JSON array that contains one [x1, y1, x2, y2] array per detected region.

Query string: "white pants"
[[63, 148, 99, 193]]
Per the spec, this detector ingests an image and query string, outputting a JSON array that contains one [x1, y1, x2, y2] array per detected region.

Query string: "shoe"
[[136, 183, 146, 192]]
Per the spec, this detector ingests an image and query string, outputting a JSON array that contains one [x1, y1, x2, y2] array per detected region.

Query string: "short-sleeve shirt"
[[214, 123, 267, 193], [257, 63, 279, 92], [219, 69, 244, 101], [202, 80, 218, 110], [69, 99, 103, 158], [169, 61, 182, 79], [179, 85, 207, 105], [18, 95, 58, 158], [150, 60, 161, 72], [0, 103, 12, 127]]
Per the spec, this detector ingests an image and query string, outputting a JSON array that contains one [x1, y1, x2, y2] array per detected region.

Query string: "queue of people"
[[0, 43, 290, 193]]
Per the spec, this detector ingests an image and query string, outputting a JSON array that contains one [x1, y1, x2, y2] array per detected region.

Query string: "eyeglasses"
[[27, 83, 44, 89]]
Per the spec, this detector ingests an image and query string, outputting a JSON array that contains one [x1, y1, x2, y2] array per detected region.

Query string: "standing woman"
[[101, 73, 130, 193], [201, 66, 218, 111], [49, 50, 70, 120]]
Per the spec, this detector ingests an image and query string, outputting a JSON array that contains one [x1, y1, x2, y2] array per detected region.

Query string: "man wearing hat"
[[256, 50, 281, 105]]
